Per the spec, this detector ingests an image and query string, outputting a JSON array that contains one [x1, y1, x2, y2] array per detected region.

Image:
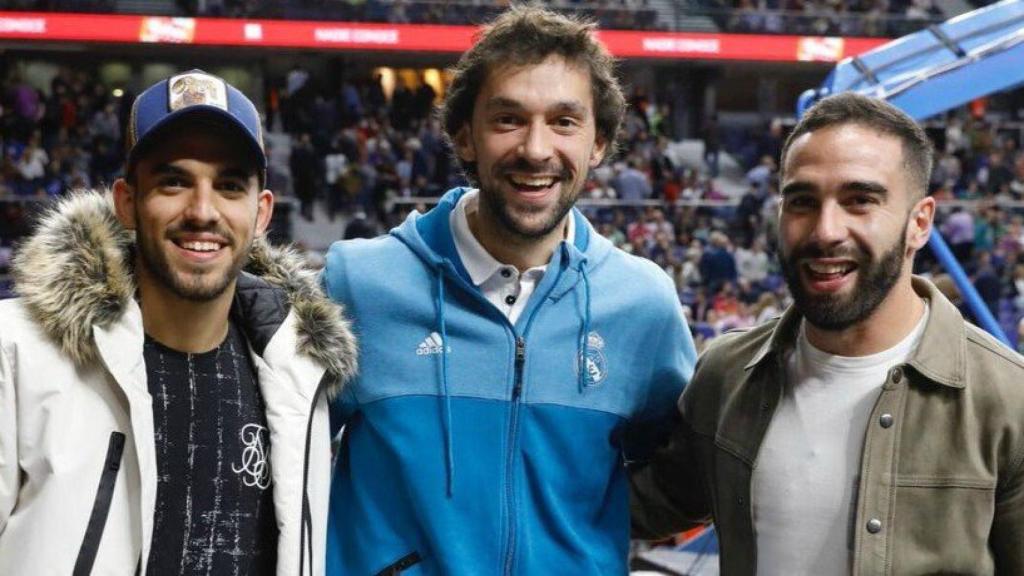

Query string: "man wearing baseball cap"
[[0, 70, 356, 575]]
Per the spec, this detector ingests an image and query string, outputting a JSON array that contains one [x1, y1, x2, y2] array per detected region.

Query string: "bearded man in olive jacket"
[[631, 93, 1024, 575]]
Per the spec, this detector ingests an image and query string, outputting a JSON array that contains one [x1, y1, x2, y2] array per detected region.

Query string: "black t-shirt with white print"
[[144, 320, 277, 576]]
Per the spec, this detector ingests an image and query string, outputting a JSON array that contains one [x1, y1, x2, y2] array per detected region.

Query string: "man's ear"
[[590, 135, 608, 168], [255, 189, 274, 236], [112, 178, 137, 230], [454, 124, 476, 163], [907, 195, 936, 252]]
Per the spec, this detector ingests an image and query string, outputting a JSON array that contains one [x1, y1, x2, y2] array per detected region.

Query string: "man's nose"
[[518, 120, 554, 165], [182, 182, 220, 224], [810, 202, 848, 245]]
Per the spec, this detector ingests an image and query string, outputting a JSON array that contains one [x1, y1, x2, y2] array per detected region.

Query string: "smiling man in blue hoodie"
[[322, 6, 697, 574]]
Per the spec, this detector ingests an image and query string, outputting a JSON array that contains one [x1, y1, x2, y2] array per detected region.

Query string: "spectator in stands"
[[1011, 153, 1024, 197], [941, 205, 975, 263], [649, 135, 676, 196], [614, 158, 653, 200], [89, 102, 120, 143], [701, 112, 721, 178], [14, 132, 48, 196], [746, 154, 777, 196], [973, 250, 1002, 316], [736, 235, 771, 285], [700, 230, 738, 293], [290, 132, 319, 221], [973, 204, 1001, 254], [321, 7, 696, 574]]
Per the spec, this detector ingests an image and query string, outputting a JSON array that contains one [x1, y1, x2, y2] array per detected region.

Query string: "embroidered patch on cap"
[[167, 71, 228, 112]]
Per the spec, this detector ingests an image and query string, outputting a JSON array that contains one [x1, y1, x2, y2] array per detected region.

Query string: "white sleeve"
[[0, 339, 17, 533]]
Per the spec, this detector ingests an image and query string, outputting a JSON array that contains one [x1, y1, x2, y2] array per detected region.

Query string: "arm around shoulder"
[[629, 343, 714, 540], [629, 414, 711, 540]]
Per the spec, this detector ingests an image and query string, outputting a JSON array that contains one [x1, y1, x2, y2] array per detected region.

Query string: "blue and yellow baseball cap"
[[126, 69, 266, 174]]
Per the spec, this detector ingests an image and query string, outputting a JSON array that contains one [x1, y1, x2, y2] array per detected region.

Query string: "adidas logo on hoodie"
[[416, 332, 450, 355]]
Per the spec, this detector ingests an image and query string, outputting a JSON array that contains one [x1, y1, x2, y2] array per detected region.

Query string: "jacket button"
[[880, 413, 894, 428], [867, 519, 883, 534], [891, 367, 903, 383], [505, 295, 516, 305], [738, 496, 745, 505], [501, 268, 512, 278]]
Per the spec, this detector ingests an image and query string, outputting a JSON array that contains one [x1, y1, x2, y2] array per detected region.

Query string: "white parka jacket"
[[0, 191, 358, 576]]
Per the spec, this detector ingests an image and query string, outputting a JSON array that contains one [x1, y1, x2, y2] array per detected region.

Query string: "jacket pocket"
[[374, 551, 422, 576], [73, 431, 126, 576], [889, 482, 996, 574]]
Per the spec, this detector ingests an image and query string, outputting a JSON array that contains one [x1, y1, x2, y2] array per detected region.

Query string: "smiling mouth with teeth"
[[508, 174, 558, 190], [805, 261, 857, 277], [177, 240, 224, 253]]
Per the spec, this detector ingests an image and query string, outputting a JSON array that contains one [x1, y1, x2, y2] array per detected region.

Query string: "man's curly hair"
[[440, 4, 626, 184]]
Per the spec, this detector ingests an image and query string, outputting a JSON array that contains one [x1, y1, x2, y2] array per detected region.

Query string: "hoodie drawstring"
[[436, 271, 455, 498], [577, 263, 593, 394]]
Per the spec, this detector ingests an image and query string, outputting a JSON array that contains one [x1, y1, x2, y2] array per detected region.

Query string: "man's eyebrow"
[[150, 163, 255, 181], [840, 180, 888, 197], [780, 180, 889, 198], [219, 167, 256, 181], [548, 101, 588, 117], [780, 181, 815, 197], [484, 97, 525, 112], [484, 97, 588, 116], [150, 163, 189, 177]]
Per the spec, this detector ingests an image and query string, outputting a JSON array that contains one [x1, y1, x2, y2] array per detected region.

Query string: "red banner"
[[0, 11, 887, 62]]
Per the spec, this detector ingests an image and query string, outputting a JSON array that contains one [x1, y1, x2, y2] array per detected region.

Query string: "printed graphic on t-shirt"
[[143, 322, 277, 575], [233, 423, 271, 489]]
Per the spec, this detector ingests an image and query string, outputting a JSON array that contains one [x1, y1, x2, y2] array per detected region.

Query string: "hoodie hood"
[[12, 189, 358, 394]]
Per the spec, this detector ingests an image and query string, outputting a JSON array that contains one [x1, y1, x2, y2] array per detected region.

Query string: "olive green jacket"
[[631, 276, 1024, 575]]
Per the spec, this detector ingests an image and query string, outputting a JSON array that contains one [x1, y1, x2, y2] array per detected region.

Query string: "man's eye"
[[160, 177, 189, 189], [219, 181, 247, 192], [785, 196, 814, 209], [555, 117, 580, 128], [494, 115, 520, 127], [847, 195, 877, 207]]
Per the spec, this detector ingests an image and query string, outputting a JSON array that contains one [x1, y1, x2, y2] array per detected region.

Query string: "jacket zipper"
[[299, 373, 332, 576], [431, 251, 570, 575], [374, 551, 423, 576], [501, 258, 567, 575], [73, 431, 126, 576], [512, 337, 526, 400], [503, 336, 526, 576]]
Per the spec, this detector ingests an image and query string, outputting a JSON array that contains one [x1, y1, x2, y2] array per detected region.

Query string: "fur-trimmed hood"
[[12, 189, 357, 394]]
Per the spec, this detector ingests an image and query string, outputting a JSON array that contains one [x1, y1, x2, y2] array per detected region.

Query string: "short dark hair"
[[440, 5, 625, 183], [781, 93, 933, 198]]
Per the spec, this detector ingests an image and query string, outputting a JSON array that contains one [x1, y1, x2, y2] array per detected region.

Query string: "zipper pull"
[[513, 337, 526, 400]]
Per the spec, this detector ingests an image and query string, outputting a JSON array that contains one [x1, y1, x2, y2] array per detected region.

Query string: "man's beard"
[[136, 221, 249, 302], [479, 159, 577, 241], [780, 225, 907, 331]]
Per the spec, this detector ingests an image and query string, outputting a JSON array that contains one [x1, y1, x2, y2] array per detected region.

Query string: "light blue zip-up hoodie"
[[323, 187, 697, 575]]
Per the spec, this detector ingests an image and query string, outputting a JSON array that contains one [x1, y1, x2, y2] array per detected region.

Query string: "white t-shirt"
[[752, 304, 929, 575], [450, 190, 574, 325]]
